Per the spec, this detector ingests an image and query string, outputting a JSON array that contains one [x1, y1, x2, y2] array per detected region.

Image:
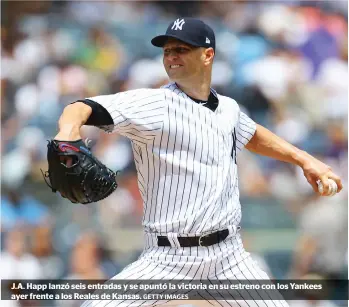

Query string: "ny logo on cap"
[[171, 18, 185, 31]]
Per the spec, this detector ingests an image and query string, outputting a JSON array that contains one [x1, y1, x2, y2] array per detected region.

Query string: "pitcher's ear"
[[204, 47, 215, 65]]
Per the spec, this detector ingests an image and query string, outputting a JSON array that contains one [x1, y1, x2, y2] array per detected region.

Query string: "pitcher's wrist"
[[56, 124, 82, 141], [293, 149, 311, 168]]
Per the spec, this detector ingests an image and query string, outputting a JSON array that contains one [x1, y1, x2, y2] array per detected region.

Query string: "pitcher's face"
[[163, 38, 206, 82]]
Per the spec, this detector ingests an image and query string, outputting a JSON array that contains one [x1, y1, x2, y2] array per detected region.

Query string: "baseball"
[[317, 179, 338, 196]]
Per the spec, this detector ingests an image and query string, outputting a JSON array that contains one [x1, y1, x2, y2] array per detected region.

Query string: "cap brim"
[[151, 34, 201, 48]]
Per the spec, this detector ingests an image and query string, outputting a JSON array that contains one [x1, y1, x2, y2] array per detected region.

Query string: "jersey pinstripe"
[[87, 82, 256, 236]]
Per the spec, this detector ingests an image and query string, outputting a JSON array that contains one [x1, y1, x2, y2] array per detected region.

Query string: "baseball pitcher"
[[44, 18, 343, 307]]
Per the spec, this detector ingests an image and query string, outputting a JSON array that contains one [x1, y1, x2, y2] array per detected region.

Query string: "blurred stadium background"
[[1, 1, 348, 306]]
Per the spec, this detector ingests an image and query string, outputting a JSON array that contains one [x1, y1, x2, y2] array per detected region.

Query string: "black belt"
[[157, 229, 229, 247]]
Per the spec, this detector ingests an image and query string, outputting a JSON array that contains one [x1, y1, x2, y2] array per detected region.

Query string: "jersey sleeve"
[[236, 110, 256, 153], [85, 88, 166, 142]]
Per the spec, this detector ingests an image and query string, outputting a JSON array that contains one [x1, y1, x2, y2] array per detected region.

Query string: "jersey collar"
[[171, 82, 219, 112]]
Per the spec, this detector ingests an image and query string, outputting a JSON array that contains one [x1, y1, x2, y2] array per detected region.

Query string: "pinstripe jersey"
[[87, 82, 256, 236]]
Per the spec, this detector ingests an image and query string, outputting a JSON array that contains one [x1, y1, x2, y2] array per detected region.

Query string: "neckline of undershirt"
[[188, 91, 217, 105], [187, 91, 219, 112], [173, 83, 219, 111]]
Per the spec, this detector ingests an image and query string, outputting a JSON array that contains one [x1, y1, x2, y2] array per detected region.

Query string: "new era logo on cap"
[[151, 17, 216, 51]]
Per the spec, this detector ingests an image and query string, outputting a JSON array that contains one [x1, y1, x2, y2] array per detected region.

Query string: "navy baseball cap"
[[151, 17, 216, 51]]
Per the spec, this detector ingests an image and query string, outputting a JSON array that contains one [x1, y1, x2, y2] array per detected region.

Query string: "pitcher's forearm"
[[56, 102, 92, 140], [246, 124, 308, 167]]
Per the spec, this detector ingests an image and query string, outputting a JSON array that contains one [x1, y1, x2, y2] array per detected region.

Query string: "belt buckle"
[[198, 233, 210, 247]]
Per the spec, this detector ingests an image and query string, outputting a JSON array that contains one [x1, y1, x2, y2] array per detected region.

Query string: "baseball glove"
[[41, 139, 118, 204]]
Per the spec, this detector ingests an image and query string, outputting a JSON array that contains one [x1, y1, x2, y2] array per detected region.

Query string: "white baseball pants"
[[81, 230, 288, 307]]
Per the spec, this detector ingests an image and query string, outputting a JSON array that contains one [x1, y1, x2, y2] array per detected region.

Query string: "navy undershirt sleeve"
[[73, 99, 114, 126]]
